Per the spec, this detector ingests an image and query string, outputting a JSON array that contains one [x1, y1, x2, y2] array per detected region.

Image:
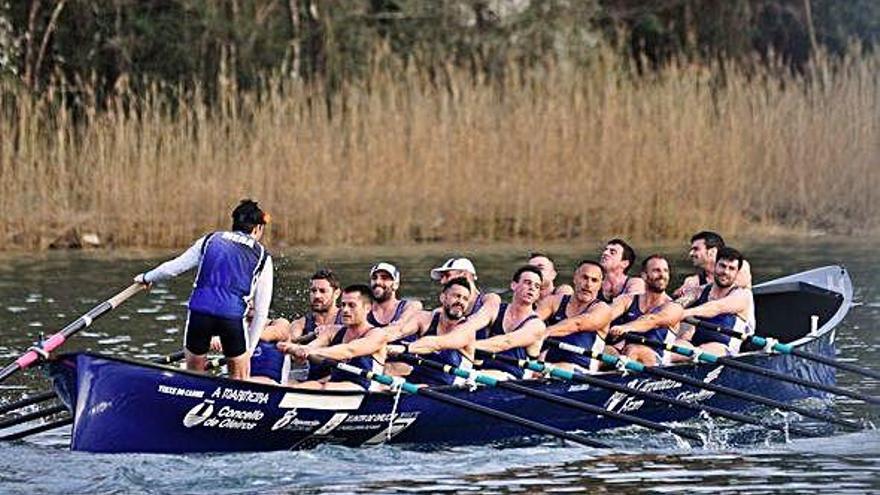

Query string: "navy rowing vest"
[[406, 313, 469, 386], [543, 296, 602, 369], [477, 304, 538, 379], [304, 311, 343, 333], [367, 300, 409, 328], [188, 231, 269, 320], [303, 311, 343, 381], [613, 295, 671, 350], [467, 292, 486, 317], [599, 276, 632, 305], [250, 341, 286, 383], [689, 285, 737, 347], [327, 327, 383, 390]]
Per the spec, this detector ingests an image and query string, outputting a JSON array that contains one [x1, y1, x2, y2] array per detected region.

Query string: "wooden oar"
[[0, 283, 146, 383], [544, 338, 862, 430], [624, 334, 880, 405], [397, 352, 703, 442], [314, 356, 610, 448], [476, 350, 821, 438], [685, 317, 880, 381]]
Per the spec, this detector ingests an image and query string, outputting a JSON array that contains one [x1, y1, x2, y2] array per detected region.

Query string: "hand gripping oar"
[[0, 283, 146, 383], [313, 356, 609, 448], [544, 338, 862, 430], [685, 317, 880, 381], [396, 352, 702, 442], [624, 333, 880, 406], [475, 350, 820, 438]]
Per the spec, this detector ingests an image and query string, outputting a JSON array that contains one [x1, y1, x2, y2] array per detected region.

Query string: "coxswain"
[[537, 260, 612, 372], [385, 277, 476, 385], [278, 284, 387, 391], [134, 199, 273, 380], [607, 255, 683, 366], [672, 246, 755, 360], [598, 238, 645, 303]]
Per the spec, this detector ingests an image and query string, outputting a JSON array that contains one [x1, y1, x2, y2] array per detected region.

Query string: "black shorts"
[[185, 310, 248, 358]]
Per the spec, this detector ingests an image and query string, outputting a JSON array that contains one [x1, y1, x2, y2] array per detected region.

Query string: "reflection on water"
[[0, 236, 878, 493]]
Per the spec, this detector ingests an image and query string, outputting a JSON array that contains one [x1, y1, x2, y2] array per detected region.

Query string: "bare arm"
[[408, 323, 474, 354], [398, 299, 424, 324], [555, 284, 574, 296], [622, 277, 646, 296], [260, 317, 293, 342], [474, 318, 545, 354], [673, 274, 700, 298], [384, 311, 430, 342], [611, 302, 683, 334], [311, 328, 386, 361], [608, 294, 634, 321], [736, 260, 753, 289], [450, 296, 501, 336], [545, 302, 612, 338], [535, 294, 562, 321], [682, 289, 751, 320]]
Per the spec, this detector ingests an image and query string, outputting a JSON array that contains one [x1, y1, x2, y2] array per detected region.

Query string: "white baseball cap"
[[430, 257, 478, 281], [370, 262, 400, 282]]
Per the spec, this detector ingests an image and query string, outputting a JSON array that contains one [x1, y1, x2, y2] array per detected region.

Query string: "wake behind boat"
[[45, 265, 856, 453]]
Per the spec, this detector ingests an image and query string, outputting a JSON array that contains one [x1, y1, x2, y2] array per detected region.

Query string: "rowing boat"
[[48, 266, 853, 453]]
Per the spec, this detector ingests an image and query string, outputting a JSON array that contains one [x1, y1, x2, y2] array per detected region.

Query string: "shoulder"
[[403, 299, 423, 311], [555, 284, 574, 296], [482, 292, 502, 306]]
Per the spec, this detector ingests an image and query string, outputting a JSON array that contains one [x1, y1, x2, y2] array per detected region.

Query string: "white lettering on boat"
[[157, 384, 205, 399], [181, 399, 264, 430], [209, 386, 270, 405]]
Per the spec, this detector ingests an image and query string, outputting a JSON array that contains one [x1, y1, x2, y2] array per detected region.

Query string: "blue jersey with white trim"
[[476, 304, 538, 379], [543, 296, 602, 369], [188, 231, 269, 320]]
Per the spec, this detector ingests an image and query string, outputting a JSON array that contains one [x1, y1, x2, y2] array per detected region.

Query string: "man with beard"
[[384, 277, 475, 385], [249, 268, 342, 384], [279, 285, 387, 391], [607, 255, 684, 366], [538, 260, 613, 372], [673, 231, 752, 297], [528, 252, 573, 305], [452, 266, 546, 380], [429, 257, 502, 317], [673, 246, 755, 359], [367, 262, 422, 327], [598, 238, 645, 303]]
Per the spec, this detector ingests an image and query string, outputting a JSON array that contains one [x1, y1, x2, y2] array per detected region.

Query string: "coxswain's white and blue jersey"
[[143, 230, 274, 351]]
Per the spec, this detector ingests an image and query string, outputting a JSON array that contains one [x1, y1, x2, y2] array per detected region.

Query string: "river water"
[[0, 237, 878, 494]]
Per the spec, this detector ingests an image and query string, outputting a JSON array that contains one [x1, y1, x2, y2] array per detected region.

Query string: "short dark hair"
[[342, 284, 374, 304], [691, 231, 725, 250], [311, 268, 340, 290], [512, 265, 544, 283], [607, 238, 636, 274], [576, 259, 605, 279], [641, 254, 668, 272], [231, 199, 268, 233], [443, 277, 471, 294], [716, 246, 744, 269]]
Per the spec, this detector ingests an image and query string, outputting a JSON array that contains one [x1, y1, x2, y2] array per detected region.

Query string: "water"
[[1, 237, 879, 494]]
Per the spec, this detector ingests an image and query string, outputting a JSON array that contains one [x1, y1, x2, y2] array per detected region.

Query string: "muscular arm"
[[736, 260, 753, 289], [535, 294, 562, 321], [398, 300, 424, 324], [384, 311, 430, 343], [408, 323, 474, 354], [474, 319, 545, 353], [622, 277, 646, 296], [608, 294, 634, 321], [682, 289, 751, 320], [449, 296, 501, 336], [311, 328, 386, 361], [260, 317, 294, 342], [545, 302, 612, 338], [612, 302, 683, 334], [673, 274, 700, 298]]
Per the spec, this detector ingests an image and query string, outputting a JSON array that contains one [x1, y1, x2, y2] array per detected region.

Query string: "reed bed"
[[1, 50, 878, 250]]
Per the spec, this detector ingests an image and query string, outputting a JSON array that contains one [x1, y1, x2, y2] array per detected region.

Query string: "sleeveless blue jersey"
[[188, 231, 269, 320], [477, 303, 538, 379], [543, 296, 602, 369], [367, 300, 409, 328], [689, 285, 737, 347], [406, 313, 468, 386], [250, 341, 286, 382], [327, 327, 383, 390], [613, 295, 671, 350]]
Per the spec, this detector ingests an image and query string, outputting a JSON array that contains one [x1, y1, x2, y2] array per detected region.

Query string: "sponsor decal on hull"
[[604, 366, 725, 413], [182, 399, 265, 430]]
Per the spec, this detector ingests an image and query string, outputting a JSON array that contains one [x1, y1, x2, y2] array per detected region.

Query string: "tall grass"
[[1, 49, 878, 250]]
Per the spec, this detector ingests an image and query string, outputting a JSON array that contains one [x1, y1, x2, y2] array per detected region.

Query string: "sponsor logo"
[[158, 384, 205, 399], [210, 386, 270, 405], [182, 399, 265, 430]]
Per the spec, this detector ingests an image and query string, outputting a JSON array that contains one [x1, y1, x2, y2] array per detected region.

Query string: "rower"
[[538, 260, 612, 372], [673, 246, 755, 360], [598, 238, 645, 303], [429, 257, 502, 317], [133, 199, 272, 380], [673, 231, 752, 297], [367, 262, 422, 327], [527, 252, 573, 304], [278, 285, 387, 391], [607, 255, 683, 366], [453, 266, 546, 380], [385, 277, 476, 386], [249, 268, 342, 385]]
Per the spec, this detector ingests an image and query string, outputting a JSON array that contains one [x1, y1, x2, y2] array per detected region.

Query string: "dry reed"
[[1, 48, 878, 250]]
